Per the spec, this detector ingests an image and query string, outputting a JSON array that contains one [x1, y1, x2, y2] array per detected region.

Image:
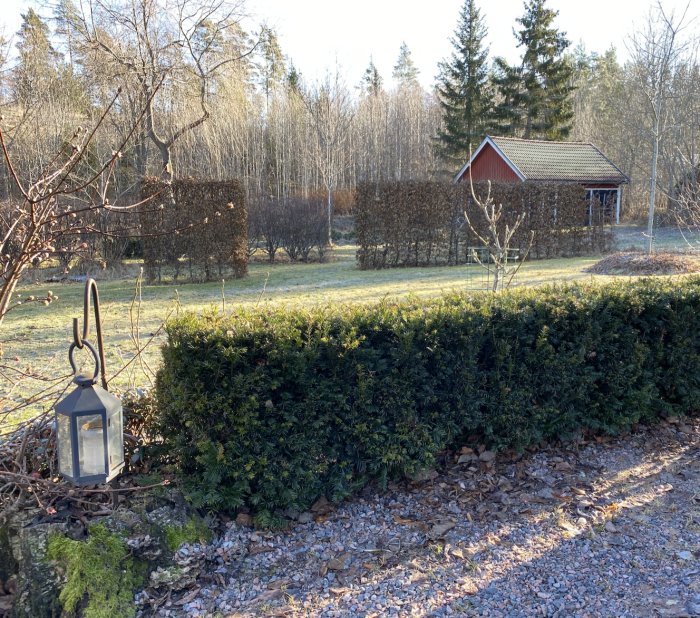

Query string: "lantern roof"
[[55, 379, 121, 415]]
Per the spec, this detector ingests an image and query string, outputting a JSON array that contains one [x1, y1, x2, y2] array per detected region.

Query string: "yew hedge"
[[155, 279, 700, 518]]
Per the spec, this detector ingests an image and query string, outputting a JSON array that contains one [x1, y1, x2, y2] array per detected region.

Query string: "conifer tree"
[[393, 42, 420, 86], [435, 0, 491, 169], [287, 62, 302, 93], [490, 59, 524, 136], [358, 58, 386, 182], [493, 0, 574, 140], [362, 58, 383, 96], [53, 0, 79, 69], [257, 28, 285, 108], [14, 9, 61, 106]]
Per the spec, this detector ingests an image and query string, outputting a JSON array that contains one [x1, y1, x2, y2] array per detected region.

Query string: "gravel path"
[[152, 417, 700, 617]]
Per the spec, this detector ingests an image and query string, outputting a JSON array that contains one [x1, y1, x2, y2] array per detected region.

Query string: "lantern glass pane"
[[57, 414, 73, 477], [78, 414, 105, 477], [108, 408, 124, 469]]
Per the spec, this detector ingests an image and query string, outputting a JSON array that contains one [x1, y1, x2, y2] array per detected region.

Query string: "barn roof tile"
[[489, 136, 628, 184]]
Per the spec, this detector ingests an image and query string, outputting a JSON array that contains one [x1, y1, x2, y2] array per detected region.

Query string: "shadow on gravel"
[[173, 418, 699, 618], [408, 419, 700, 618]]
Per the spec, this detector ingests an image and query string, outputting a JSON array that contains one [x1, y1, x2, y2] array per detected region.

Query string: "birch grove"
[[0, 0, 698, 229]]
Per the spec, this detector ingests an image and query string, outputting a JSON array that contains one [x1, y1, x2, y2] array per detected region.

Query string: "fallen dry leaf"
[[175, 587, 200, 606]]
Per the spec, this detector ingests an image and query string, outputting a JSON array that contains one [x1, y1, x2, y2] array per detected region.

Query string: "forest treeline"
[[1, 0, 698, 223]]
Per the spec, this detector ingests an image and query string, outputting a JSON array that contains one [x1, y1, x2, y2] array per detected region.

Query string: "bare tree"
[[463, 171, 533, 292], [73, 0, 254, 179], [279, 196, 327, 262], [627, 1, 694, 253], [670, 148, 700, 246], [302, 70, 355, 246], [0, 90, 155, 327]]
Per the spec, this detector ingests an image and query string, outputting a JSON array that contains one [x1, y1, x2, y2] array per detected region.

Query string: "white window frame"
[[585, 187, 621, 226]]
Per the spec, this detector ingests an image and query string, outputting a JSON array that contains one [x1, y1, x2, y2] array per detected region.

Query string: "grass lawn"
[[1, 225, 695, 425]]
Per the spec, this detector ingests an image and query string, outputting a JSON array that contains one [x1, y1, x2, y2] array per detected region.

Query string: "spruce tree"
[[435, 0, 491, 169], [287, 62, 302, 94], [362, 58, 383, 96], [493, 0, 574, 140], [490, 59, 524, 136]]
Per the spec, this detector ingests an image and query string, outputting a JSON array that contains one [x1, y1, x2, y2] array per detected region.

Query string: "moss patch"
[[163, 518, 211, 551], [47, 523, 147, 618], [0, 521, 18, 580]]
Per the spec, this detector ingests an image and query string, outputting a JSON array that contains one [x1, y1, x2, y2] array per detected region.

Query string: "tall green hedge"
[[155, 279, 700, 517]]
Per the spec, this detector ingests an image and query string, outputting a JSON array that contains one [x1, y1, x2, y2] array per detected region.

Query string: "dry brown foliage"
[[140, 178, 247, 283], [586, 251, 700, 275], [355, 181, 614, 269]]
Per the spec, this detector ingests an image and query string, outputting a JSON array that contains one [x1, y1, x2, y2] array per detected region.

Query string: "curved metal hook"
[[68, 341, 100, 383], [71, 278, 108, 390]]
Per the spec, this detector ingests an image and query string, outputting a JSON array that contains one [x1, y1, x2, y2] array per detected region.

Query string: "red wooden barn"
[[454, 136, 629, 224]]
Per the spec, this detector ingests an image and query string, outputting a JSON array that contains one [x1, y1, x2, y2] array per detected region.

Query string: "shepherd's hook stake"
[[71, 278, 108, 391]]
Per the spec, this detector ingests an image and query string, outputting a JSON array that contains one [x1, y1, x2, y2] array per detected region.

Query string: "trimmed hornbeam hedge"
[[140, 178, 248, 283], [355, 181, 613, 268], [155, 278, 700, 518]]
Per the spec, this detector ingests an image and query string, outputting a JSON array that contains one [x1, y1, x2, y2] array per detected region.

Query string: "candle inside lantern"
[[78, 415, 105, 477]]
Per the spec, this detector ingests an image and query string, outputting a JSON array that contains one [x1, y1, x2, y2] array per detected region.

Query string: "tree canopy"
[[435, 0, 491, 170], [493, 0, 574, 140]]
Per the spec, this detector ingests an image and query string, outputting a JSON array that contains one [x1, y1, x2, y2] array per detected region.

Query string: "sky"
[[1, 0, 697, 89], [246, 0, 698, 88]]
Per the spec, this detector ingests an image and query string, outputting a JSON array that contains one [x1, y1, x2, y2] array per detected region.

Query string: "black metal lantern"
[[55, 280, 124, 485]]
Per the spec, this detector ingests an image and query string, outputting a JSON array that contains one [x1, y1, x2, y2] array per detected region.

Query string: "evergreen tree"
[[53, 0, 79, 69], [490, 58, 524, 136], [287, 62, 302, 94], [393, 42, 419, 86], [493, 0, 574, 140], [362, 58, 383, 96], [14, 9, 61, 106], [435, 0, 491, 169], [257, 28, 285, 107]]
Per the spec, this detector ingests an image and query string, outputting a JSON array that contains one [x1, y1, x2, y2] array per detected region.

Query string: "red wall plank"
[[458, 143, 521, 183]]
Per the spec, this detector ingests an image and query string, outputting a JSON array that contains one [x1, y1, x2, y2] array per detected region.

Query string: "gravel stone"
[[146, 418, 700, 617]]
